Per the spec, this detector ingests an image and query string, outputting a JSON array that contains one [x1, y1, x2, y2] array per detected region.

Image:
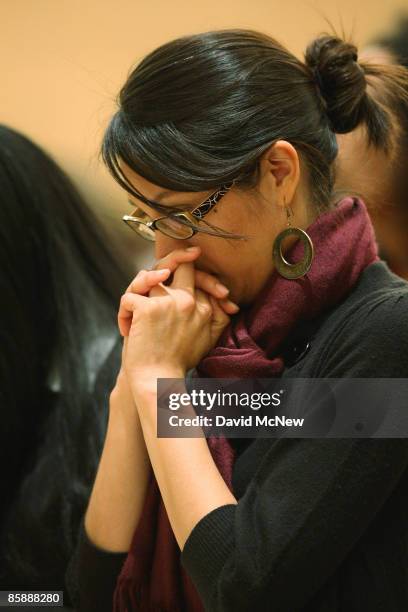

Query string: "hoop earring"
[[272, 204, 314, 279]]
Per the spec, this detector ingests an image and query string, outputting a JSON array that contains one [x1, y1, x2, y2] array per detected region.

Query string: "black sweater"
[[66, 261, 408, 612]]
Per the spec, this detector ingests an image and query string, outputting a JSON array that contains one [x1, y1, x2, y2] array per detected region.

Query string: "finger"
[[208, 295, 231, 342], [217, 298, 241, 315], [209, 294, 231, 326], [194, 269, 230, 299], [192, 270, 239, 314], [153, 246, 201, 273], [171, 261, 195, 295], [194, 288, 213, 321], [118, 311, 133, 338], [126, 268, 172, 295], [122, 270, 168, 337], [118, 292, 146, 336], [148, 281, 172, 298]]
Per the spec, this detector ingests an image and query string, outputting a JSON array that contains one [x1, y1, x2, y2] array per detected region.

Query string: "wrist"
[[110, 372, 139, 422], [127, 366, 186, 402]]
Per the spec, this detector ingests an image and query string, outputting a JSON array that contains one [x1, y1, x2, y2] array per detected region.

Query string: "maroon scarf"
[[113, 197, 379, 611]]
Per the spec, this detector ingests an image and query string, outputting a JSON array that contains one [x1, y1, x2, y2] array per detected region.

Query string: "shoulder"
[[315, 264, 408, 377]]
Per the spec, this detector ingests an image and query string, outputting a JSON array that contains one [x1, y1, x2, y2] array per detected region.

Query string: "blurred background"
[[1, 0, 408, 274]]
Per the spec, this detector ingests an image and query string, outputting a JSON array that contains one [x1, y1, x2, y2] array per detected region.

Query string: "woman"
[[67, 30, 408, 611], [336, 18, 408, 279], [0, 126, 127, 602]]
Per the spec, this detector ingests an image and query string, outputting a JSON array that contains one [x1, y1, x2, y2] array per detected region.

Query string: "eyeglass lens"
[[126, 207, 194, 241]]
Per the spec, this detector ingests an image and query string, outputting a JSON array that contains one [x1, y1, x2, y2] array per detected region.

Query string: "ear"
[[258, 140, 300, 207]]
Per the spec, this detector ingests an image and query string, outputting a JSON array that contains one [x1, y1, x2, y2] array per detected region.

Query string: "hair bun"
[[305, 35, 367, 133]]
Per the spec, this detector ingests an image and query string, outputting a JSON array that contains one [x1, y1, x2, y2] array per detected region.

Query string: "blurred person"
[[0, 125, 128, 603], [336, 16, 408, 279], [66, 29, 408, 612]]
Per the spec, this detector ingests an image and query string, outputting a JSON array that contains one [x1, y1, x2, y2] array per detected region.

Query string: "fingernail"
[[156, 268, 171, 274], [227, 300, 240, 311], [215, 283, 230, 297], [186, 246, 199, 251]]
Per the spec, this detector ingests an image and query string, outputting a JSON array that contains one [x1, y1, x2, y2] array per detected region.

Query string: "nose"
[[154, 233, 193, 261]]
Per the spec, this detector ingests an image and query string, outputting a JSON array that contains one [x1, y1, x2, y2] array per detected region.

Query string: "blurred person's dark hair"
[[0, 125, 126, 596]]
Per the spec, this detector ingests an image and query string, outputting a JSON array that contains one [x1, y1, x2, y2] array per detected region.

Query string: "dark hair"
[[101, 28, 408, 234], [0, 125, 127, 594]]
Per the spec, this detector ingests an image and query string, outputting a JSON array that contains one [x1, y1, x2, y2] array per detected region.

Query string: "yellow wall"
[[1, 0, 406, 266]]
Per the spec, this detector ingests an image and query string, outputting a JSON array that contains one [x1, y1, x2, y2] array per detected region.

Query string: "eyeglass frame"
[[122, 180, 236, 241]]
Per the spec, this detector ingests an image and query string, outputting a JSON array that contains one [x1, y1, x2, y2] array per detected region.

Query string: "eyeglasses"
[[122, 181, 235, 241]]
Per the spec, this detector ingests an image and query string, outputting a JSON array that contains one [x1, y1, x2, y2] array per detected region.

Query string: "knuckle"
[[148, 301, 161, 315], [130, 270, 147, 288], [120, 294, 130, 309], [178, 293, 195, 313], [154, 258, 171, 272], [200, 302, 212, 317]]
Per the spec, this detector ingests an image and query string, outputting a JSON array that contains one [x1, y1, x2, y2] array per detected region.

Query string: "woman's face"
[[120, 143, 314, 305]]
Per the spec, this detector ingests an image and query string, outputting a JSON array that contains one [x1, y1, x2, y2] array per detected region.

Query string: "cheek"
[[195, 212, 274, 298], [234, 240, 277, 300], [220, 245, 274, 300]]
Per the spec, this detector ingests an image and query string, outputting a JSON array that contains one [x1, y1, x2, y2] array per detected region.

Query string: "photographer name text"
[[167, 414, 304, 428]]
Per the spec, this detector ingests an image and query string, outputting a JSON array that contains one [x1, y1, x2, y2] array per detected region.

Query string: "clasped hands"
[[117, 246, 239, 401]]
